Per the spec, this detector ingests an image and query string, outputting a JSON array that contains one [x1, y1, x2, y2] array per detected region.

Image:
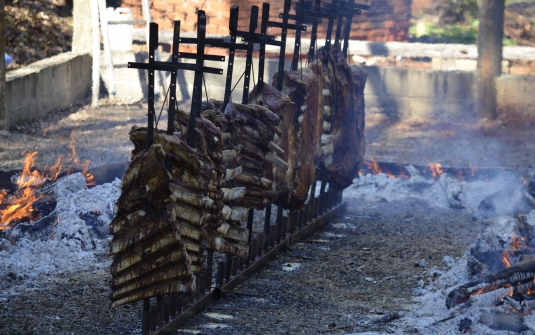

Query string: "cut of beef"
[[249, 69, 320, 210], [315, 45, 367, 190]]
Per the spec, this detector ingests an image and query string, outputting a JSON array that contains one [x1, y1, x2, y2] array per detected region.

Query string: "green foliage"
[[410, 20, 520, 46], [409, 21, 478, 44]]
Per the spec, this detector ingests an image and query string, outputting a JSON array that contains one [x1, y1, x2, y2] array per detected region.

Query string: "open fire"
[[359, 158, 486, 182], [0, 133, 94, 231]]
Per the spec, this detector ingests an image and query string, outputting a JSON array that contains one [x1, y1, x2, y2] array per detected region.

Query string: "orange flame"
[[427, 162, 443, 179], [0, 133, 94, 230], [468, 162, 478, 177], [362, 158, 408, 179], [0, 152, 45, 230]]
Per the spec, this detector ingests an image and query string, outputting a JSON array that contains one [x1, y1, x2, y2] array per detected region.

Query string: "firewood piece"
[[446, 257, 535, 309]]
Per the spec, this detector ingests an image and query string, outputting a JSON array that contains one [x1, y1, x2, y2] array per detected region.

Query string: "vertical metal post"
[[307, 0, 321, 63], [169, 293, 177, 318], [270, 224, 277, 248], [142, 298, 151, 335], [257, 3, 270, 93], [215, 261, 225, 297], [276, 0, 292, 91], [264, 204, 272, 233], [242, 5, 259, 104], [225, 255, 232, 282], [187, 11, 207, 146], [342, 7, 353, 58], [163, 295, 170, 324], [167, 20, 181, 135], [276, 205, 283, 230], [250, 238, 258, 263], [222, 6, 239, 112], [247, 208, 254, 243], [156, 296, 164, 326], [318, 179, 327, 215], [146, 22, 158, 148], [257, 233, 265, 256], [324, 0, 338, 55], [334, 0, 346, 46], [206, 250, 214, 292], [290, 0, 305, 71]]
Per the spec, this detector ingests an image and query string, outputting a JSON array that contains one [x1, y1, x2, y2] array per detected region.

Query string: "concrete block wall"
[[4, 52, 91, 130], [101, 51, 534, 123], [363, 66, 477, 120], [496, 75, 535, 115]]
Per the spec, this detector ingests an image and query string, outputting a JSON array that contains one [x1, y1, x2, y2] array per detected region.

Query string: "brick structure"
[[122, 0, 411, 42]]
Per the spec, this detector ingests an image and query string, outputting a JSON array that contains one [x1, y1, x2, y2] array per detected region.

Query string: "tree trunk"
[[475, 0, 505, 119], [0, 0, 6, 130]]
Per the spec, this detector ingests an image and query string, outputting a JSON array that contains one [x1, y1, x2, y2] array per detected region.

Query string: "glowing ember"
[[501, 250, 512, 268]]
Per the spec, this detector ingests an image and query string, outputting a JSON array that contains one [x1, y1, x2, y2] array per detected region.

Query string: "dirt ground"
[[0, 101, 533, 334], [3, 101, 535, 172], [0, 197, 481, 335]]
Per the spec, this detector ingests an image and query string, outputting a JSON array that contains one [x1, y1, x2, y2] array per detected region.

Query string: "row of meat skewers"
[[108, 45, 367, 308]]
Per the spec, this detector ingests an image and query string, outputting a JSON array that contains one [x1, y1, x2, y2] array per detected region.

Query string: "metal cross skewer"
[[126, 22, 175, 149], [323, 0, 370, 57], [128, 17, 224, 147]]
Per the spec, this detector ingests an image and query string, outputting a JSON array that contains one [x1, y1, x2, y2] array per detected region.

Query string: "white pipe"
[[97, 0, 116, 95], [141, 0, 165, 97], [90, 0, 100, 107]]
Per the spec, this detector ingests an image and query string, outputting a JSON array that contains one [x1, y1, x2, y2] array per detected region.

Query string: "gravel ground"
[[0, 101, 532, 334]]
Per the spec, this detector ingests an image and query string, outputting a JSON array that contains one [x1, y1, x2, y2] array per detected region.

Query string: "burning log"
[[446, 255, 535, 309], [314, 45, 367, 190]]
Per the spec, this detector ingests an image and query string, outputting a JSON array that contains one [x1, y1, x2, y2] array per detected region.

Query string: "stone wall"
[[4, 52, 91, 130], [121, 0, 411, 41]]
